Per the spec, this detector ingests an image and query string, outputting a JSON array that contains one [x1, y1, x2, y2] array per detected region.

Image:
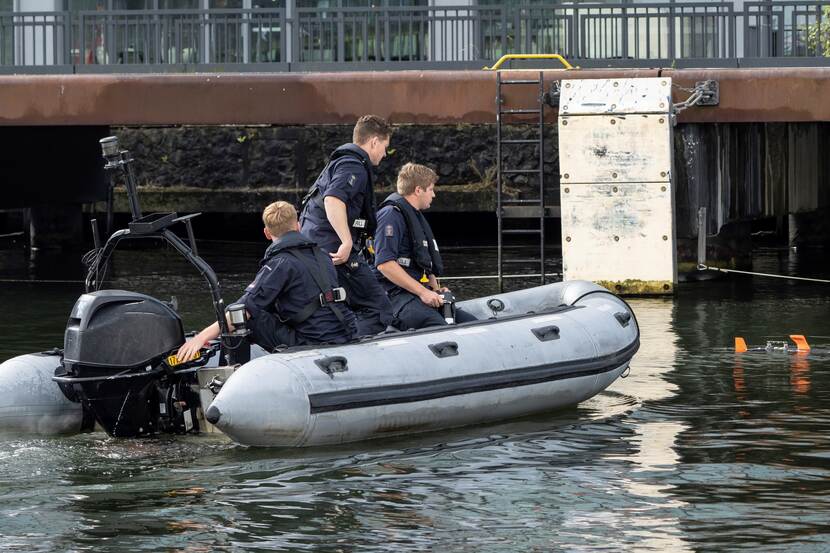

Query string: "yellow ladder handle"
[[483, 54, 575, 71]]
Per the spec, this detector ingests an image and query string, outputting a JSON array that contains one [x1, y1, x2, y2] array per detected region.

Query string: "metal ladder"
[[496, 70, 549, 292]]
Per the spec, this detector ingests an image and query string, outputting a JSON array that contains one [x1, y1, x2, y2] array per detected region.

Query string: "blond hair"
[[353, 115, 393, 145], [396, 162, 438, 196], [262, 201, 297, 238]]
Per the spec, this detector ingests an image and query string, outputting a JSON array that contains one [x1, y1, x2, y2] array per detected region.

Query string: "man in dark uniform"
[[176, 201, 357, 360], [373, 163, 471, 330], [299, 115, 394, 336]]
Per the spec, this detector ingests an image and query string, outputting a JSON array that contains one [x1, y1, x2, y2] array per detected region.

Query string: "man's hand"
[[176, 336, 207, 363], [329, 241, 353, 266], [324, 196, 353, 265], [419, 288, 444, 308]]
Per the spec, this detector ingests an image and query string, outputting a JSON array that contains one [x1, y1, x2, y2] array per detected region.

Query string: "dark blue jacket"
[[372, 196, 443, 292], [237, 231, 357, 345], [299, 144, 377, 254]]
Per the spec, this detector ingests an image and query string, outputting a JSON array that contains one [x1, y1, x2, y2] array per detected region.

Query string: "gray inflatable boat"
[[206, 280, 639, 447], [0, 280, 638, 446], [0, 351, 85, 435]]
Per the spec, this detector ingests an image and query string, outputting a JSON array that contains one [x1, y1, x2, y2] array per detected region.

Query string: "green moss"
[[595, 279, 674, 296]]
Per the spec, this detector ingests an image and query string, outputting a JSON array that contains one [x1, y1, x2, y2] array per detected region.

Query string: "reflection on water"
[[0, 243, 829, 551]]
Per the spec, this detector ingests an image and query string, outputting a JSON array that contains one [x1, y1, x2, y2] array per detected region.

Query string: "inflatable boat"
[[0, 280, 638, 446], [207, 280, 639, 447], [0, 136, 640, 447]]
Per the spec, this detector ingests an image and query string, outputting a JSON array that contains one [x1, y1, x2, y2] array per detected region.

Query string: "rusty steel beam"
[[2, 68, 830, 126], [663, 68, 830, 123]]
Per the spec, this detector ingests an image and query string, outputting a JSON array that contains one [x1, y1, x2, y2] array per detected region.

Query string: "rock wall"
[[116, 124, 561, 191]]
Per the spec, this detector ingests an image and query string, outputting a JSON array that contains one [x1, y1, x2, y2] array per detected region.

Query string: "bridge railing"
[[73, 9, 286, 66], [1, 2, 829, 72]]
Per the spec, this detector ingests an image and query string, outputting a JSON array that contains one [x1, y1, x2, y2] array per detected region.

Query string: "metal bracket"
[[543, 80, 561, 108], [695, 80, 719, 106]]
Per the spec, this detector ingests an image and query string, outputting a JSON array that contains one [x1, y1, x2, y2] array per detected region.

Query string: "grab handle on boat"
[[532, 325, 560, 342], [315, 356, 349, 377], [429, 341, 459, 358], [614, 312, 632, 327]]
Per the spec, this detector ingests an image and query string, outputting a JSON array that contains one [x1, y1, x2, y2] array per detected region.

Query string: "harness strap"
[[282, 248, 348, 327]]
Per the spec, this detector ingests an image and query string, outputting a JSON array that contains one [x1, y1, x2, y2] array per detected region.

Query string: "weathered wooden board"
[[558, 77, 677, 294], [558, 114, 672, 184], [559, 77, 672, 115], [560, 183, 676, 287]]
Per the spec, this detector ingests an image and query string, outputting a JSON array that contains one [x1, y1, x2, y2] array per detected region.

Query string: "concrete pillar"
[[429, 0, 475, 62], [28, 204, 84, 251], [788, 213, 799, 247], [15, 0, 63, 65], [285, 0, 295, 64], [558, 78, 677, 295]]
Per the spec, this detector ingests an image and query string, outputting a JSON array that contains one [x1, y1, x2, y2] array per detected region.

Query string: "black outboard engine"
[[51, 135, 240, 439], [57, 290, 199, 437]]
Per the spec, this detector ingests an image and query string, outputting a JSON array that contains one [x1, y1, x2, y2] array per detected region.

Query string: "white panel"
[[559, 114, 672, 184], [558, 77, 677, 293], [560, 183, 676, 284], [560, 77, 672, 115]]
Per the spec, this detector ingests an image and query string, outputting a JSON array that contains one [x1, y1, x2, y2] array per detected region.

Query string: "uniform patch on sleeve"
[[385, 224, 395, 237], [348, 173, 357, 187]]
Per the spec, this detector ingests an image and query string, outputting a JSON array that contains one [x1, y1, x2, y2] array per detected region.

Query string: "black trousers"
[[389, 288, 479, 331], [248, 310, 298, 351], [336, 254, 393, 336], [388, 289, 446, 330]]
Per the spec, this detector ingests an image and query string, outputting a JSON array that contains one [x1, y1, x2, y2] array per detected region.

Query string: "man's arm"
[[177, 256, 290, 361], [324, 196, 353, 265], [176, 309, 243, 362], [378, 261, 443, 308]]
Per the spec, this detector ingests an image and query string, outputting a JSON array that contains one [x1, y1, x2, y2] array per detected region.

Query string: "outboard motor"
[[56, 290, 200, 437]]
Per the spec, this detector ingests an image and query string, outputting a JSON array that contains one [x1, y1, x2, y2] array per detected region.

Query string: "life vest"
[[259, 232, 348, 327], [379, 193, 444, 277], [300, 144, 378, 243]]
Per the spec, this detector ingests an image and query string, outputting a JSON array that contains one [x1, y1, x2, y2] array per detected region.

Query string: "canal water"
[[1, 241, 828, 551]]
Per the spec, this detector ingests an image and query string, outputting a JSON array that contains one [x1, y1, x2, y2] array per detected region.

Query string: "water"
[[1, 242, 829, 551]]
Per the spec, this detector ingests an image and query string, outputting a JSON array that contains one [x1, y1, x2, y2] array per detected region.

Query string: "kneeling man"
[[177, 201, 357, 361]]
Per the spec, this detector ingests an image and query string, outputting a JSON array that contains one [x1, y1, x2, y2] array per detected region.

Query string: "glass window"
[[158, 0, 200, 7], [67, 0, 106, 11], [298, 0, 426, 6], [1, 0, 10, 66]]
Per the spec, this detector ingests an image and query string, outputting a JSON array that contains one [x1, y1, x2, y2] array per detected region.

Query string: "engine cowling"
[[59, 290, 188, 437]]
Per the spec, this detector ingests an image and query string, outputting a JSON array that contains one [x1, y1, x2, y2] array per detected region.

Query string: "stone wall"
[[116, 124, 561, 192]]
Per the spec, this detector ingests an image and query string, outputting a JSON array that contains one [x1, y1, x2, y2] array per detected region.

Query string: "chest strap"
[[281, 248, 349, 328]]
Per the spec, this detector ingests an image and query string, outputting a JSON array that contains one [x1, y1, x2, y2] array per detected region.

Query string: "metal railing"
[[2, 2, 829, 72]]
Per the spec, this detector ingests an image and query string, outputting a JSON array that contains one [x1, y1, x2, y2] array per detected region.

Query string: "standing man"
[[372, 163, 467, 330], [299, 115, 394, 335]]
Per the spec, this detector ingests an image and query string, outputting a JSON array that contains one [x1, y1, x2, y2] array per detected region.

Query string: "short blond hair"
[[396, 162, 438, 196], [262, 201, 297, 238], [353, 115, 393, 144]]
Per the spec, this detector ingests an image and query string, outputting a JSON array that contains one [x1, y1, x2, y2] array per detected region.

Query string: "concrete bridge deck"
[[2, 68, 830, 126]]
